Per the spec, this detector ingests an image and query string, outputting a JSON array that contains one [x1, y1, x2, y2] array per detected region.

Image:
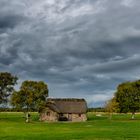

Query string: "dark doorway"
[[58, 113, 68, 121]]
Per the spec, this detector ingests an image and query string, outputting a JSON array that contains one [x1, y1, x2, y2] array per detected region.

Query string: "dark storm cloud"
[[0, 15, 22, 32], [0, 0, 140, 106]]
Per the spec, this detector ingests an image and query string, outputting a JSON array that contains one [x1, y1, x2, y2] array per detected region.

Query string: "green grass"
[[0, 112, 140, 140]]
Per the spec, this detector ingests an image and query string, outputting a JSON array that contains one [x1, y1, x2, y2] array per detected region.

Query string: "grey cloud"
[[0, 15, 24, 30], [1, 0, 140, 106]]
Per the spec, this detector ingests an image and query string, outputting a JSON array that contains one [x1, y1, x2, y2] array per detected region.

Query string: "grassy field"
[[0, 112, 140, 140]]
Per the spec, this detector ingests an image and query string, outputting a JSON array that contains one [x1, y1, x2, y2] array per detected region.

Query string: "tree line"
[[0, 72, 48, 122], [1, 71, 140, 121], [105, 80, 140, 119]]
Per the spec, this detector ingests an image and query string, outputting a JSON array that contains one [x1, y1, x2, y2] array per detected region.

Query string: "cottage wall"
[[60, 113, 87, 122], [40, 111, 87, 122], [40, 108, 58, 122], [71, 114, 87, 122]]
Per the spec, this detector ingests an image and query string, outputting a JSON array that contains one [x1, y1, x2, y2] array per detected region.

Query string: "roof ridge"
[[47, 98, 86, 102]]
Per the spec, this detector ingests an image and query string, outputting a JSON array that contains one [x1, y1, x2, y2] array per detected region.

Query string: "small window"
[[47, 112, 50, 116], [79, 114, 81, 117]]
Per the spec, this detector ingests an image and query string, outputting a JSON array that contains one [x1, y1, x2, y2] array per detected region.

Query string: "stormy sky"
[[0, 0, 140, 107]]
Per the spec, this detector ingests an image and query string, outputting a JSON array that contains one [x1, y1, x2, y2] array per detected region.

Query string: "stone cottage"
[[39, 98, 87, 122]]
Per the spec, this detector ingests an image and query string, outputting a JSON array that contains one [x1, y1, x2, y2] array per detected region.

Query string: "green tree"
[[115, 80, 140, 119], [105, 97, 119, 119], [11, 80, 48, 122], [0, 72, 18, 105]]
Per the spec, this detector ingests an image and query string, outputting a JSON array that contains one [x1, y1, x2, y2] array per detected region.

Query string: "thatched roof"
[[46, 98, 87, 114]]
